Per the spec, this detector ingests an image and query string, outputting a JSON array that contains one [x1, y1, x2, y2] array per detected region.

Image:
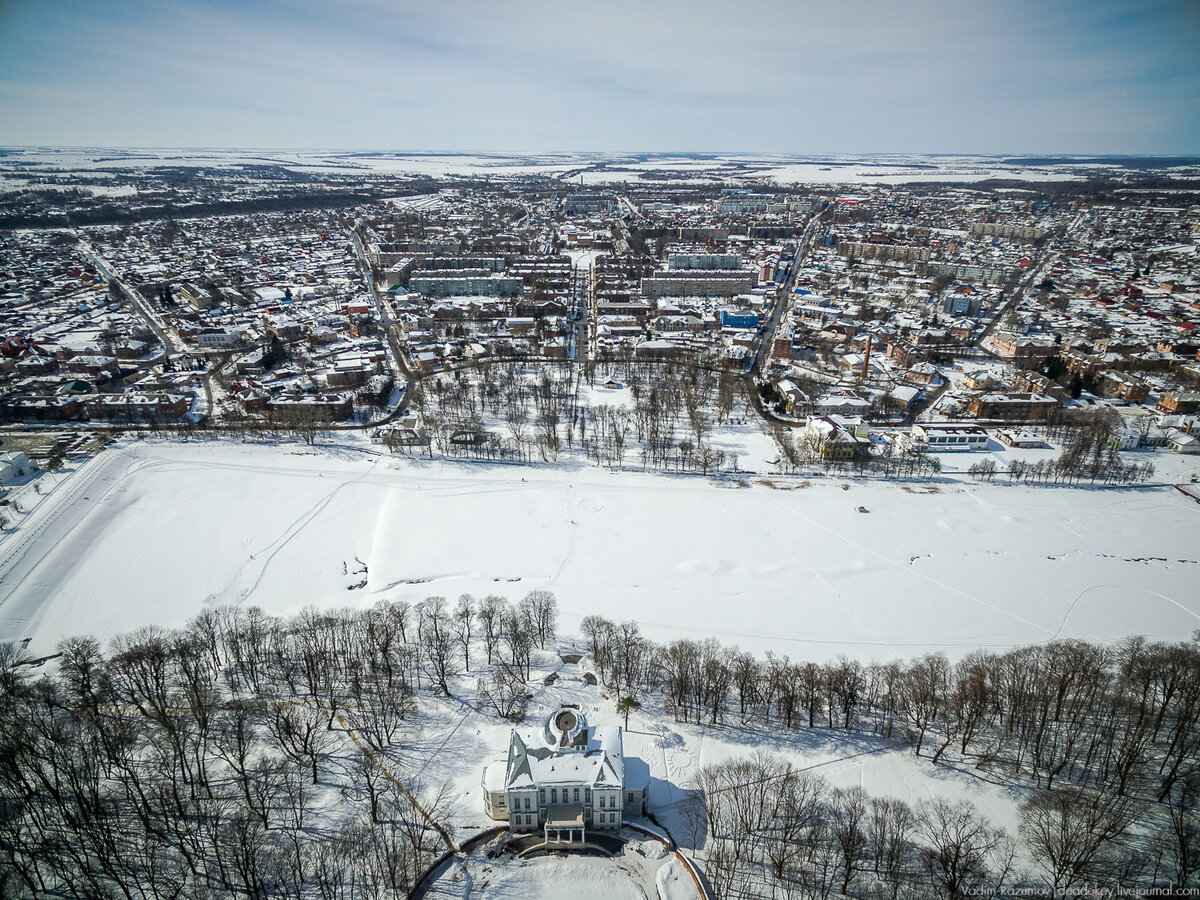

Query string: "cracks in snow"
[[762, 492, 1059, 643]]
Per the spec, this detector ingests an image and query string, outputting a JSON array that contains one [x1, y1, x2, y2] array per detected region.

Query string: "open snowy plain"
[[7, 149, 1194, 189], [1, 439, 1197, 661]]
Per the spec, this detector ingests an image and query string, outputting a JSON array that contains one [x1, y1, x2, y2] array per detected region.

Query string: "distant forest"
[[0, 190, 386, 231]]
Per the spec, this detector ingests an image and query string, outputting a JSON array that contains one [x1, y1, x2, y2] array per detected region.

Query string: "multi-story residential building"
[[967, 392, 1059, 421], [804, 415, 871, 459], [1098, 371, 1150, 403], [924, 261, 1011, 284], [596, 299, 653, 321], [2, 394, 81, 422], [416, 256, 506, 273], [1062, 348, 1104, 377], [179, 283, 214, 310], [1158, 392, 1200, 415], [641, 271, 757, 298], [65, 354, 121, 378], [969, 223, 1046, 240], [716, 194, 791, 214], [667, 252, 743, 271], [409, 273, 523, 298], [1012, 370, 1066, 399], [83, 392, 191, 421], [943, 293, 983, 316], [988, 332, 1056, 364], [510, 256, 572, 285], [886, 340, 918, 368], [365, 242, 409, 270], [794, 304, 843, 328], [266, 392, 354, 421], [563, 194, 616, 214], [838, 243, 931, 263]]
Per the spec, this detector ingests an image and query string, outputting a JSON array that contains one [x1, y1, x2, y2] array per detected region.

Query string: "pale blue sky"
[[1, 0, 1197, 153]]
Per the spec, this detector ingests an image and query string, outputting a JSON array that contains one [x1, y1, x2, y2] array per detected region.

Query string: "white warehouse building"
[[481, 706, 650, 845]]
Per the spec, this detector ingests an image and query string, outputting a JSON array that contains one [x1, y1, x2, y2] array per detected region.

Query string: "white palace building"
[[482, 706, 650, 845]]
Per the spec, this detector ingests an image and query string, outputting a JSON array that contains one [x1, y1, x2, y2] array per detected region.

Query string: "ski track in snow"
[[228, 457, 380, 605], [1054, 584, 1200, 640]]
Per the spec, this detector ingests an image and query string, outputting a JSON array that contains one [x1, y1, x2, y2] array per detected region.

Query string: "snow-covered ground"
[[423, 836, 683, 900], [1, 439, 1197, 664], [5, 149, 1191, 186]]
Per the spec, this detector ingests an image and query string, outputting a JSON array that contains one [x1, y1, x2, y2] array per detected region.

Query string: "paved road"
[[619, 194, 645, 223], [569, 254, 596, 361], [975, 252, 1055, 351], [0, 449, 128, 631], [751, 213, 824, 376], [349, 230, 417, 415], [975, 210, 1084, 355], [76, 238, 187, 361], [904, 379, 952, 425]]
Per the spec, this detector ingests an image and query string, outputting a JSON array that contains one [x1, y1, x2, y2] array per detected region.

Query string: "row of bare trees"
[[692, 748, 1197, 899], [579, 616, 1200, 895], [691, 753, 1020, 900], [407, 590, 557, 714], [772, 425, 1155, 487], [1005, 431, 1157, 486], [772, 427, 943, 480]]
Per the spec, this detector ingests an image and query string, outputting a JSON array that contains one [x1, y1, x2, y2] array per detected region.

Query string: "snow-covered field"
[[5, 148, 1191, 186], [1, 439, 1197, 664]]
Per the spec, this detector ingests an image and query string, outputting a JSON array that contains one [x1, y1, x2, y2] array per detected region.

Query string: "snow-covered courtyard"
[[421, 835, 693, 900], [1, 439, 1197, 662]]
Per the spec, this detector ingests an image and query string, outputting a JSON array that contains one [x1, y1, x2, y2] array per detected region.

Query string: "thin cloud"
[[0, 0, 1195, 152]]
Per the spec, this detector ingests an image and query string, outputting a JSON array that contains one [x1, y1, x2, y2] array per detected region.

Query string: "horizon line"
[[3, 146, 1200, 160]]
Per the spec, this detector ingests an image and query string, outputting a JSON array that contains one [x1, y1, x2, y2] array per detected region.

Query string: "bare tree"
[[519, 590, 558, 649], [903, 653, 950, 757], [501, 604, 535, 681], [476, 595, 506, 666], [1158, 771, 1200, 888], [476, 662, 528, 722], [1019, 787, 1140, 898], [415, 597, 455, 696], [919, 799, 1014, 900], [452, 594, 474, 672], [829, 786, 870, 896], [266, 704, 331, 785]]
